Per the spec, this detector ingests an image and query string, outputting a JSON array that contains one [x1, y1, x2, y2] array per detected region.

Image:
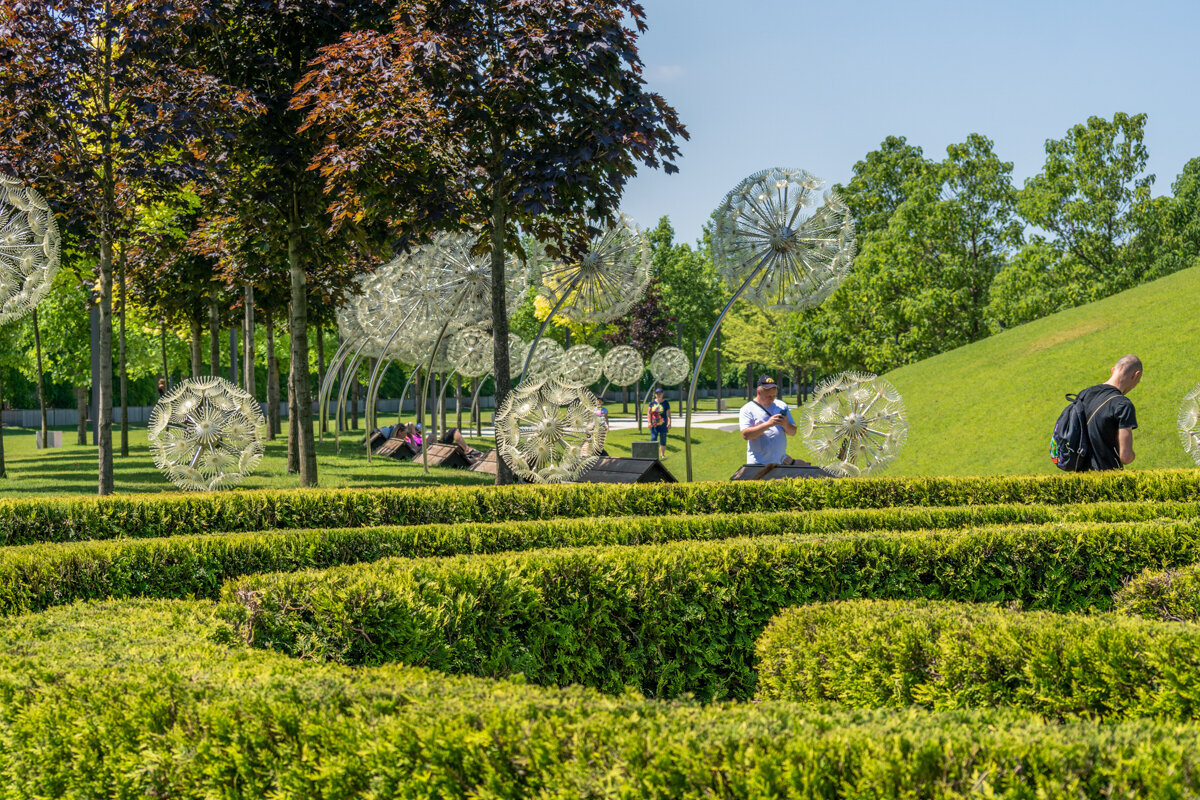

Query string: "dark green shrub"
[[1, 599, 1199, 798], [3, 501, 1191, 616], [4, 470, 1200, 544], [219, 519, 1200, 701], [1116, 563, 1200, 621], [755, 599, 1200, 720]]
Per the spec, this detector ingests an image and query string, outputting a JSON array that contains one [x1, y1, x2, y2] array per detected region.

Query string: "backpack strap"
[[1085, 391, 1122, 426]]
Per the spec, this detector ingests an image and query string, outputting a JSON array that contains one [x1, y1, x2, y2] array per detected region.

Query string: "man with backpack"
[[740, 374, 797, 465], [647, 387, 671, 459], [1051, 355, 1142, 471]]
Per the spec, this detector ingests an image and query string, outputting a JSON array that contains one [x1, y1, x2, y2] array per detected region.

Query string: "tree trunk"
[[229, 328, 239, 384], [455, 374, 463, 431], [488, 186, 514, 484], [746, 364, 753, 400], [118, 243, 128, 457], [209, 297, 220, 377], [96, 18, 115, 496], [190, 312, 203, 378], [715, 330, 723, 411], [266, 310, 280, 439], [243, 284, 256, 397], [316, 324, 326, 434], [33, 308, 47, 443], [286, 351, 299, 474], [621, 384, 627, 414], [75, 386, 88, 445], [287, 193, 317, 486], [0, 365, 6, 478], [160, 319, 169, 391]]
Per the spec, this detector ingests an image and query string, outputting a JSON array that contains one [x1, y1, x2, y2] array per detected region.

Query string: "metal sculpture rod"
[[363, 305, 420, 464], [333, 341, 372, 453], [318, 335, 358, 444], [394, 366, 419, 426], [518, 281, 575, 384], [684, 252, 772, 482], [419, 308, 462, 474]]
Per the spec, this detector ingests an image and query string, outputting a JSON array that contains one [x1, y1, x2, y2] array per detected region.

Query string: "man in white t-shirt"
[[739, 374, 797, 465]]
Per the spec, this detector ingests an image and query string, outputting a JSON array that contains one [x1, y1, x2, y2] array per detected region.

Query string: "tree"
[[0, 0, 256, 494], [1017, 112, 1154, 292], [834, 135, 932, 239], [648, 216, 721, 346], [292, 0, 687, 483]]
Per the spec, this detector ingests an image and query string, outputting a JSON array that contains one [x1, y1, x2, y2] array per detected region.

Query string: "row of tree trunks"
[[266, 311, 280, 439], [118, 245, 129, 457], [243, 284, 256, 398]]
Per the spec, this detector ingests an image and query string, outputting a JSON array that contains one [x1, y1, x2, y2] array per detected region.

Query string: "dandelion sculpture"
[[684, 167, 857, 480], [0, 174, 60, 324], [449, 326, 494, 379], [798, 372, 906, 478], [1179, 383, 1200, 465], [523, 338, 565, 381], [148, 376, 267, 491], [603, 345, 644, 388], [520, 215, 650, 381], [494, 378, 605, 483], [649, 346, 689, 386], [558, 344, 603, 387]]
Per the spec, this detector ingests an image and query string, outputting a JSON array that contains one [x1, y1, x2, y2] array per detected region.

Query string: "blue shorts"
[[650, 425, 669, 443]]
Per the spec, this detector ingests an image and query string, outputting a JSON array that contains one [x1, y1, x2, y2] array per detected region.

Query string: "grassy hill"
[[884, 265, 1200, 476]]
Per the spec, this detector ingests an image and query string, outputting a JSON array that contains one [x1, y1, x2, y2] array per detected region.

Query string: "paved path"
[[462, 409, 745, 438]]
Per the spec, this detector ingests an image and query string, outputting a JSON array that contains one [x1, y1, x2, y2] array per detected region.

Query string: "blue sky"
[[620, 0, 1200, 245]]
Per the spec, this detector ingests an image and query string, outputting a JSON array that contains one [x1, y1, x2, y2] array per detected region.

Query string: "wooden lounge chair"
[[575, 456, 677, 484]]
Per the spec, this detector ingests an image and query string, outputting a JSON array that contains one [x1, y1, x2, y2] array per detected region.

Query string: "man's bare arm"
[[1118, 428, 1135, 465]]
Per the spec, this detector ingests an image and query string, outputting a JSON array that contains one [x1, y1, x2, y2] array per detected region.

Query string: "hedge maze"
[[3, 471, 1200, 795]]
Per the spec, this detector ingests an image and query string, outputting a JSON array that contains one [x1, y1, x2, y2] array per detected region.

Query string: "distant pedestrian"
[[739, 374, 797, 465], [157, 378, 167, 398], [647, 387, 671, 458], [1075, 355, 1142, 470]]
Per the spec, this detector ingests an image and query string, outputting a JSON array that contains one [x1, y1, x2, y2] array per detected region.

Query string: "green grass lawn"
[[0, 415, 752, 497], [885, 265, 1200, 476]]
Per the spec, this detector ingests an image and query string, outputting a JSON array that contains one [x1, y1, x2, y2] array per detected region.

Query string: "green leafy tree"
[[834, 135, 932, 239], [292, 0, 687, 483]]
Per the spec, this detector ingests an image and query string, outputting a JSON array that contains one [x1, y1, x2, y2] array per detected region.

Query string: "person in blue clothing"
[[647, 387, 671, 458], [739, 374, 797, 465]]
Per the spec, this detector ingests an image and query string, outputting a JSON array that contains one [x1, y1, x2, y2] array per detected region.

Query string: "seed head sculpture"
[[603, 345, 644, 387], [558, 344, 603, 387], [523, 338, 565, 381], [494, 378, 605, 483], [1179, 383, 1200, 465], [449, 326, 494, 379], [684, 167, 858, 482], [540, 215, 651, 325], [712, 168, 856, 312], [798, 372, 906, 478], [0, 175, 60, 324], [649, 346, 689, 387], [148, 377, 267, 491]]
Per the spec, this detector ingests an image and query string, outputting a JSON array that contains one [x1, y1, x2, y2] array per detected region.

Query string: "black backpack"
[[1049, 388, 1120, 471]]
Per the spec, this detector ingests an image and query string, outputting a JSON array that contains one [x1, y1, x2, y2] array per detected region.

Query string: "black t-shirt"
[[1077, 384, 1137, 471]]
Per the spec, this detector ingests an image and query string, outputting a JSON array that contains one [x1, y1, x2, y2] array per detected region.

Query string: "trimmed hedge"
[[3, 500, 1194, 616], [1116, 563, 1200, 622], [755, 599, 1200, 720], [1, 600, 1200, 798], [219, 519, 1200, 701], [4, 469, 1200, 544]]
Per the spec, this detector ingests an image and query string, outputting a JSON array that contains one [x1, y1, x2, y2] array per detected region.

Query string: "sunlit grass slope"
[[885, 265, 1200, 476]]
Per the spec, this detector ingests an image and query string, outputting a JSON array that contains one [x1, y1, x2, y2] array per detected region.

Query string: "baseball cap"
[[756, 374, 778, 388], [654, 386, 665, 393]]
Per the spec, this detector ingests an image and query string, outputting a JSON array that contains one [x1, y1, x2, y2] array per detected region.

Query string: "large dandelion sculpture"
[[684, 167, 857, 480], [523, 338, 565, 382], [494, 378, 606, 483], [148, 377, 267, 491], [649, 346, 690, 387], [0, 174, 60, 324], [558, 344, 603, 387], [1180, 384, 1200, 465], [798, 372, 906, 478], [449, 326, 494, 379], [603, 345, 644, 388], [521, 215, 650, 380]]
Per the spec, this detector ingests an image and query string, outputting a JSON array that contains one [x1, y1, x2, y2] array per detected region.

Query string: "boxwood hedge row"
[[755, 599, 1200, 720], [4, 469, 1200, 544], [220, 518, 1200, 701], [1, 600, 1199, 798], [3, 501, 1192, 616], [1116, 563, 1200, 622]]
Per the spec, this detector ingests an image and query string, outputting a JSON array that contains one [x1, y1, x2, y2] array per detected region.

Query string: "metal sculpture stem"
[[363, 306, 419, 464], [420, 309, 462, 474], [684, 252, 772, 482], [469, 371, 492, 436], [518, 279, 577, 384], [334, 342, 371, 453], [395, 367, 419, 425], [317, 335, 355, 443]]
